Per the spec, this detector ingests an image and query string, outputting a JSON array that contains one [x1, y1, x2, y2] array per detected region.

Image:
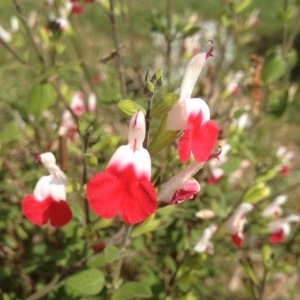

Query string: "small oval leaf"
[[64, 268, 105, 296], [117, 99, 146, 118]]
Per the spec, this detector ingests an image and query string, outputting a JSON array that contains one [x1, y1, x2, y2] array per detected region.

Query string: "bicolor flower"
[[60, 91, 96, 141], [21, 152, 72, 227], [262, 195, 287, 218], [276, 146, 294, 176], [207, 143, 230, 184], [166, 41, 219, 163], [86, 111, 157, 224], [268, 215, 300, 244], [194, 224, 217, 254], [70, 91, 85, 117], [158, 161, 204, 205], [225, 203, 253, 248]]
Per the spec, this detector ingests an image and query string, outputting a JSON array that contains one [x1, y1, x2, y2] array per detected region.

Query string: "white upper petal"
[[180, 52, 206, 99], [108, 145, 151, 180], [186, 98, 210, 123], [127, 111, 146, 150], [225, 203, 253, 234], [194, 224, 217, 253], [262, 195, 287, 217], [33, 175, 52, 201], [33, 174, 67, 202], [158, 161, 203, 202], [166, 100, 187, 131]]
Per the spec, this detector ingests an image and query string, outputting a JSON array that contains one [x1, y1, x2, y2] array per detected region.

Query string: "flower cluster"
[[193, 194, 300, 253], [159, 41, 220, 204], [262, 195, 300, 244]]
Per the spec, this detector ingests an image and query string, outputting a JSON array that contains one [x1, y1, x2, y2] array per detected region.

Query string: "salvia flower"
[[225, 203, 253, 248], [21, 152, 72, 227], [194, 224, 217, 254], [166, 41, 219, 163], [262, 195, 287, 218], [207, 142, 230, 184], [276, 146, 294, 176], [158, 161, 204, 205], [86, 111, 157, 224], [268, 215, 300, 244]]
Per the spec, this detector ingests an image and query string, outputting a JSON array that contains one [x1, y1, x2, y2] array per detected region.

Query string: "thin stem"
[[165, 0, 172, 89], [69, 31, 98, 97], [282, 0, 289, 58], [0, 39, 33, 70], [11, 0, 47, 68], [143, 95, 155, 149], [112, 224, 132, 289], [108, 0, 127, 98], [82, 127, 92, 226]]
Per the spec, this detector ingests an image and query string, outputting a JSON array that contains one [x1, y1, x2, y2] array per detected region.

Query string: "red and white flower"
[[86, 111, 157, 224], [262, 195, 287, 218], [207, 142, 231, 184], [21, 152, 72, 227], [225, 203, 253, 248], [194, 224, 217, 254], [268, 215, 300, 244], [166, 41, 219, 163], [158, 161, 203, 204], [276, 146, 294, 176]]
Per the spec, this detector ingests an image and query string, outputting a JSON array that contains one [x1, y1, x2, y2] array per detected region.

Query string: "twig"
[[11, 0, 47, 67], [112, 224, 132, 289], [0, 39, 33, 70], [108, 0, 127, 98], [165, 0, 172, 89]]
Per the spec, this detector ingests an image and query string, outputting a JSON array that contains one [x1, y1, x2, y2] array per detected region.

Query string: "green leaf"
[[243, 182, 270, 204], [266, 93, 288, 117], [87, 252, 107, 268], [112, 282, 152, 300], [241, 259, 259, 286], [262, 245, 272, 265], [84, 153, 98, 167], [150, 93, 179, 118], [262, 54, 287, 84], [146, 81, 155, 93], [131, 215, 161, 238], [181, 26, 200, 39], [104, 245, 122, 263], [148, 115, 179, 156], [0, 120, 19, 144], [2, 294, 11, 300], [255, 167, 278, 184], [154, 67, 163, 81], [27, 82, 56, 120], [117, 99, 146, 118], [235, 0, 251, 13], [64, 268, 105, 296]]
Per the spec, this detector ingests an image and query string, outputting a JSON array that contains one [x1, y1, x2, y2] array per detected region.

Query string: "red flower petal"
[[178, 124, 193, 163], [178, 111, 219, 163], [86, 165, 157, 224], [171, 180, 200, 204], [119, 177, 157, 224], [49, 200, 72, 227], [87, 172, 123, 219], [21, 194, 51, 226], [232, 233, 243, 248], [269, 229, 284, 244], [71, 4, 84, 14], [191, 120, 219, 162]]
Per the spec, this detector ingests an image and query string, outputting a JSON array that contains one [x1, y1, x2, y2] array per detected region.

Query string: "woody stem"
[[112, 224, 132, 289]]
